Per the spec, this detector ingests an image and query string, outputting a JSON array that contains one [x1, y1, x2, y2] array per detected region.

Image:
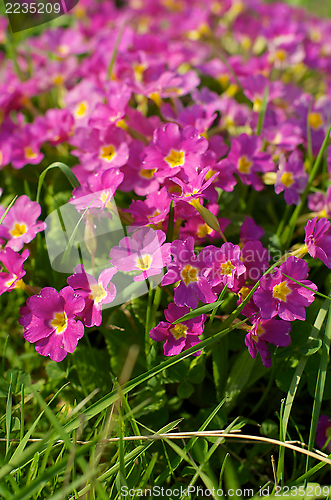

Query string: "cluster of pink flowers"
[[0, 0, 331, 366]]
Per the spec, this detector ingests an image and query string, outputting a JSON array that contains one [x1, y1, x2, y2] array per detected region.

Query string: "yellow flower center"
[[170, 323, 188, 340], [181, 265, 199, 286], [89, 283, 107, 304], [205, 169, 216, 181], [239, 286, 250, 301], [57, 44, 69, 55], [221, 260, 235, 276], [165, 150, 185, 168], [253, 98, 262, 112], [197, 224, 213, 238], [140, 168, 157, 179], [275, 49, 287, 62], [133, 63, 146, 82], [272, 281, 291, 302], [10, 223, 27, 238], [75, 101, 88, 117], [136, 254, 152, 270], [238, 156, 252, 174], [252, 324, 265, 339], [281, 172, 294, 188], [0, 150, 3, 165], [53, 75, 64, 86], [24, 147, 37, 159], [149, 93, 162, 107], [5, 274, 17, 288], [309, 112, 324, 130], [50, 312, 68, 334], [100, 145, 116, 162]]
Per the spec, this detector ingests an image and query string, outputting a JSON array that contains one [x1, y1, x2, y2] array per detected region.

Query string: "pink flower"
[[245, 316, 291, 368], [67, 265, 117, 327], [203, 242, 246, 289], [253, 256, 317, 321], [0, 195, 46, 251], [228, 133, 275, 191], [10, 125, 44, 170], [240, 216, 264, 244], [304, 217, 331, 269], [0, 248, 29, 295], [275, 151, 308, 206], [316, 416, 331, 452], [161, 237, 217, 309], [141, 123, 208, 182], [20, 286, 85, 362], [149, 302, 205, 356], [110, 227, 171, 282]]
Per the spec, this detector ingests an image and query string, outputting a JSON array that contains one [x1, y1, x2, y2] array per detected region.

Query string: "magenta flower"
[[10, 125, 44, 170], [149, 302, 205, 356], [124, 186, 171, 229], [0, 248, 29, 295], [316, 416, 331, 452], [110, 227, 171, 282], [0, 195, 46, 251], [67, 265, 117, 327], [304, 217, 331, 269], [167, 167, 219, 203], [70, 125, 129, 171], [161, 237, 217, 309], [275, 151, 308, 205], [245, 316, 292, 368], [20, 286, 85, 362], [253, 256, 317, 321], [240, 216, 264, 244], [203, 242, 246, 289], [141, 123, 208, 182], [227, 134, 275, 191], [69, 168, 124, 211]]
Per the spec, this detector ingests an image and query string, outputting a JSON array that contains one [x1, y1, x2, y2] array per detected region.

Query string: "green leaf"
[[172, 298, 225, 324], [260, 419, 278, 439], [73, 344, 113, 396], [298, 337, 322, 356], [45, 361, 67, 380], [0, 196, 18, 226], [256, 84, 269, 135], [36, 162, 80, 204], [177, 381, 194, 399], [212, 337, 228, 399], [188, 361, 206, 385]]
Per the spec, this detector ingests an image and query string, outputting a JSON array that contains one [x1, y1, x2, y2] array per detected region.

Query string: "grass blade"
[[36, 162, 80, 204]]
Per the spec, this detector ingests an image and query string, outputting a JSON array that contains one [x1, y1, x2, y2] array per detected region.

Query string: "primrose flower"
[[228, 134, 275, 191], [0, 195, 46, 251], [141, 123, 208, 182], [203, 242, 246, 289], [67, 265, 117, 327], [149, 302, 205, 356], [253, 256, 317, 321], [110, 227, 171, 282], [304, 217, 331, 268], [20, 286, 85, 362], [245, 316, 292, 368], [10, 125, 44, 170], [275, 151, 308, 205], [161, 237, 217, 309], [125, 187, 171, 229], [316, 416, 331, 452], [0, 248, 29, 295], [240, 216, 264, 244], [69, 168, 124, 211]]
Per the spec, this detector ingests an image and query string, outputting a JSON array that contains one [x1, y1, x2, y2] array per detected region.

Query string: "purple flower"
[[253, 256, 317, 322], [304, 217, 331, 269], [110, 227, 171, 282], [275, 151, 308, 205], [227, 134, 275, 191], [67, 265, 117, 327], [20, 286, 85, 362], [0, 248, 29, 295], [203, 242, 246, 289], [240, 216, 264, 244], [161, 237, 217, 309], [149, 302, 205, 356], [141, 123, 208, 181], [0, 195, 46, 251], [316, 416, 331, 452], [245, 316, 291, 368]]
